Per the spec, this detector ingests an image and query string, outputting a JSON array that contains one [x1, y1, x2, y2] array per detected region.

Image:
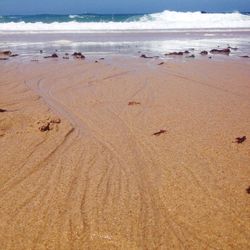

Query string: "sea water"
[[0, 10, 250, 56]]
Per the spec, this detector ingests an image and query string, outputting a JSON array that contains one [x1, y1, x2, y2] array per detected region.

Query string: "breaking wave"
[[0, 10, 250, 32]]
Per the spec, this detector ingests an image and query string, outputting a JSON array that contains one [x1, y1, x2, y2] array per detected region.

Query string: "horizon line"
[[1, 10, 250, 16]]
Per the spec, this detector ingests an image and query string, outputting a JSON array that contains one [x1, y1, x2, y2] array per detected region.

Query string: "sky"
[[0, 0, 250, 15]]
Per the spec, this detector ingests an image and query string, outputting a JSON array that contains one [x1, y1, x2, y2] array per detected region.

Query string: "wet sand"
[[2, 30, 250, 57], [0, 57, 250, 249]]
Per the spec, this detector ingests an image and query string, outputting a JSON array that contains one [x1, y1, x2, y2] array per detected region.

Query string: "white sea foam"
[[69, 15, 83, 19], [203, 33, 216, 36], [0, 11, 250, 32]]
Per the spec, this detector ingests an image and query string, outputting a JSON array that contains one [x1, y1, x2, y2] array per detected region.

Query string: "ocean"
[[1, 10, 250, 57]]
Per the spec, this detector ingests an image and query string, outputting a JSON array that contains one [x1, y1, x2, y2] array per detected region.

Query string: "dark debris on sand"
[[200, 51, 208, 55], [246, 186, 250, 194], [0, 50, 18, 60], [152, 129, 167, 136], [0, 51, 12, 56], [72, 52, 85, 59], [141, 54, 154, 59], [44, 53, 58, 59], [165, 51, 190, 56], [39, 122, 51, 132], [0, 108, 7, 113], [39, 117, 61, 132], [165, 52, 184, 56], [186, 54, 195, 58], [128, 101, 141, 106], [210, 48, 230, 55], [233, 136, 247, 144]]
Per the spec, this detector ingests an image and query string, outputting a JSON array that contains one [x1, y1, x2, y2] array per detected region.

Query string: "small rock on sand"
[[140, 54, 154, 59], [72, 52, 85, 59], [165, 52, 184, 56], [210, 48, 230, 55], [44, 53, 58, 59], [200, 51, 208, 55], [0, 51, 12, 56]]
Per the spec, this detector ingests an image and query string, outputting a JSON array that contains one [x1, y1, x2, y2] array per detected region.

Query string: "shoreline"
[[1, 29, 250, 58], [1, 46, 250, 63]]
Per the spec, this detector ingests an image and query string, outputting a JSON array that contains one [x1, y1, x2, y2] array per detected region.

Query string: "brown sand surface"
[[0, 57, 250, 249]]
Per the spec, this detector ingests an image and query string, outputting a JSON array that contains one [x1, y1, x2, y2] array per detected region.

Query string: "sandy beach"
[[0, 55, 250, 249]]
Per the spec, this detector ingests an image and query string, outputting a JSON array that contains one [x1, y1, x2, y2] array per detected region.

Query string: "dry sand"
[[0, 57, 250, 249]]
